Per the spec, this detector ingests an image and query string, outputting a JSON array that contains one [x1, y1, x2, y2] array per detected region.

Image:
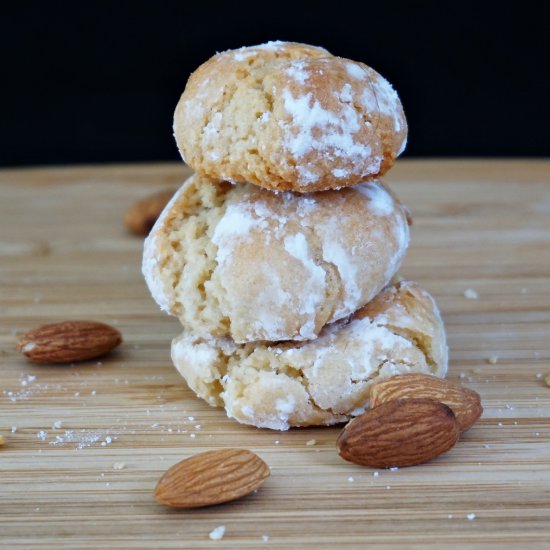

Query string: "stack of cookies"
[[143, 41, 448, 430]]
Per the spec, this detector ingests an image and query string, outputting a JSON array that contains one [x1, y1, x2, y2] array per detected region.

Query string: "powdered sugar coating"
[[171, 281, 448, 430], [142, 174, 410, 343], [280, 87, 377, 179], [174, 41, 408, 193]]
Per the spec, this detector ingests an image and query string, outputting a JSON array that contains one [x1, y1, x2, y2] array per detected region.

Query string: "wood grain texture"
[[1, 160, 549, 549]]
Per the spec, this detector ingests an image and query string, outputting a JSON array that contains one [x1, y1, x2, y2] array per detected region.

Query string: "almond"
[[17, 320, 122, 364], [370, 373, 483, 432], [337, 398, 460, 468], [154, 448, 270, 508], [124, 188, 176, 236]]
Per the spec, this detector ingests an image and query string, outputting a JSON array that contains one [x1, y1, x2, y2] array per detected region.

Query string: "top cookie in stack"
[[173, 41, 407, 193], [142, 41, 448, 430]]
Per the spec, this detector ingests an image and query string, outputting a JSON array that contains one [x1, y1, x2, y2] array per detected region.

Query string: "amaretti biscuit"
[[173, 41, 407, 193], [171, 281, 448, 430], [142, 173, 410, 343]]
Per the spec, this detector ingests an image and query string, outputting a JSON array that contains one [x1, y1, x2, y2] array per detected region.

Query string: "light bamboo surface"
[[1, 160, 549, 549]]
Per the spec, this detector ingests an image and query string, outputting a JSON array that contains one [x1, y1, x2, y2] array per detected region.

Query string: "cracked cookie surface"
[[142, 173, 410, 343], [173, 41, 407, 193], [171, 281, 448, 430]]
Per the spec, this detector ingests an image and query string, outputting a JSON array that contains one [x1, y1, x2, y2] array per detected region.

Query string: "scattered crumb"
[[0, 435, 5, 446], [373, 471, 379, 477], [463, 288, 479, 299], [209, 526, 226, 541], [262, 534, 269, 543], [11, 427, 16, 433], [274, 440, 280, 445], [487, 356, 499, 365], [347, 476, 355, 482], [389, 467, 399, 472], [52, 420, 63, 429], [386, 485, 391, 490], [306, 438, 316, 446], [544, 374, 550, 387], [467, 513, 476, 521], [536, 373, 543, 379], [37, 430, 48, 441], [190, 433, 196, 439], [113, 462, 126, 470], [448, 514, 453, 519]]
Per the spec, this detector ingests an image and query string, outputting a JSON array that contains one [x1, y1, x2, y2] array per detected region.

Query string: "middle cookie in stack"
[[143, 41, 448, 430]]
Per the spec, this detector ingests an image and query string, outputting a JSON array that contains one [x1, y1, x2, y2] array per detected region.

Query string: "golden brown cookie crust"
[[171, 281, 448, 430], [142, 173, 410, 343], [173, 41, 407, 192]]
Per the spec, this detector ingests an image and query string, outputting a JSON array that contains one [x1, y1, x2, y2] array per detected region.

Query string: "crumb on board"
[[113, 462, 126, 470], [306, 438, 316, 446], [487, 356, 499, 365], [464, 288, 479, 299], [209, 526, 226, 541]]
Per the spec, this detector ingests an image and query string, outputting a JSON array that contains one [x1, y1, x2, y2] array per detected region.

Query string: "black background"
[[2, 2, 548, 167]]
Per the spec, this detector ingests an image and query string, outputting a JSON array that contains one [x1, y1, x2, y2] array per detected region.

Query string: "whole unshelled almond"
[[124, 188, 176, 236], [337, 398, 460, 468], [155, 448, 270, 508], [370, 373, 483, 432], [17, 321, 122, 364]]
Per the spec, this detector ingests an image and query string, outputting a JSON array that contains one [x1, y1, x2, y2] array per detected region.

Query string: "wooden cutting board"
[[1, 160, 549, 549]]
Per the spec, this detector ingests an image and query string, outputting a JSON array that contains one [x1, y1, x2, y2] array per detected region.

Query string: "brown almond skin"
[[337, 398, 460, 468], [370, 373, 483, 432], [124, 188, 176, 236], [155, 448, 270, 508], [17, 321, 122, 364]]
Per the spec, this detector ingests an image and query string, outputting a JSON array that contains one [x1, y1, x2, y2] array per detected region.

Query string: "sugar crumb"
[[209, 526, 226, 541], [306, 438, 316, 446], [467, 513, 476, 520], [347, 476, 355, 482], [261, 534, 269, 542], [487, 356, 499, 365], [113, 462, 126, 470], [464, 288, 479, 299]]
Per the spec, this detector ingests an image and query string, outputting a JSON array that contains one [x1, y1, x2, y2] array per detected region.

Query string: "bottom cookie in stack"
[[171, 280, 448, 430]]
